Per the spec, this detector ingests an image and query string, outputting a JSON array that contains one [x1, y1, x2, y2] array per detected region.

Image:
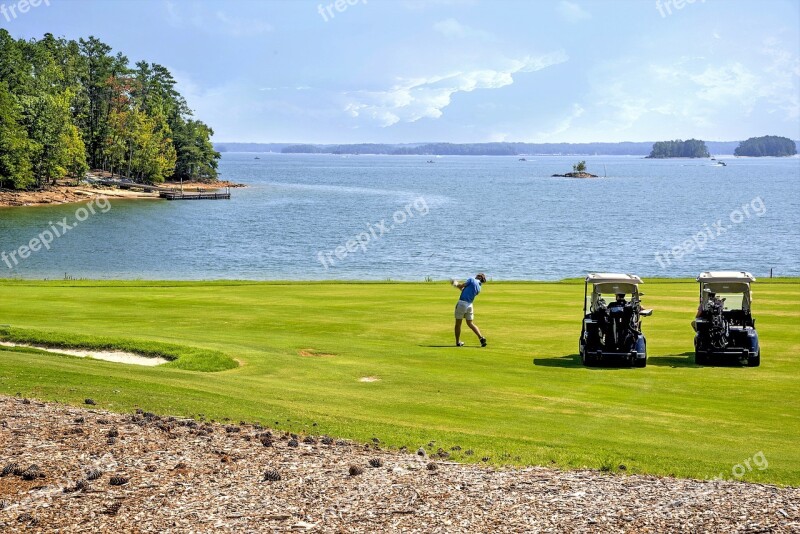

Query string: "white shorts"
[[455, 300, 474, 320]]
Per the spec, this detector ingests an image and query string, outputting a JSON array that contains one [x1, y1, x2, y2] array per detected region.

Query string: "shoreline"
[[0, 179, 245, 208]]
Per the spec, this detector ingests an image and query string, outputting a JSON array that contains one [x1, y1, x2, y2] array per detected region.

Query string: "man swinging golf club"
[[451, 273, 487, 347]]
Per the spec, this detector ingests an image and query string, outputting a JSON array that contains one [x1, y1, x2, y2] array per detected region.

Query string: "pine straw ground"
[[0, 397, 797, 533]]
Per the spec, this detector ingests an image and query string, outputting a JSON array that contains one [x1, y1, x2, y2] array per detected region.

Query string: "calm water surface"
[[1, 154, 798, 280]]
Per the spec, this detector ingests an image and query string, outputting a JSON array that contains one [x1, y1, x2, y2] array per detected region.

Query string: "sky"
[[2, 0, 799, 144]]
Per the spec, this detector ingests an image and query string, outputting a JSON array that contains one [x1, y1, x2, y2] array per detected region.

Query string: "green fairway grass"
[[0, 278, 797, 485]]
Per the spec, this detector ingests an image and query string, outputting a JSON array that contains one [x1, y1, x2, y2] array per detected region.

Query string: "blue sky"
[[3, 0, 799, 143]]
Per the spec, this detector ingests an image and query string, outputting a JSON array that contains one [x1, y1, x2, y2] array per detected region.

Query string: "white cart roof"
[[586, 273, 643, 285], [697, 271, 756, 283]]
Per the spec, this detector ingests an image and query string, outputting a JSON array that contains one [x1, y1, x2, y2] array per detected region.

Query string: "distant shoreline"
[[215, 140, 800, 157]]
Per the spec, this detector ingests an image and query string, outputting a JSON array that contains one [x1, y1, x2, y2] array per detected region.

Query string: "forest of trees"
[[0, 31, 220, 190], [734, 136, 797, 157], [647, 139, 710, 159]]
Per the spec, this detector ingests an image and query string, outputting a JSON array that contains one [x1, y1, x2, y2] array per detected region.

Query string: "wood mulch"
[[0, 396, 797, 532]]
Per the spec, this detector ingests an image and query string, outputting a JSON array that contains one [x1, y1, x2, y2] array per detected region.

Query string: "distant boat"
[[519, 158, 527, 161], [427, 160, 435, 163], [716, 161, 727, 166], [254, 157, 261, 160]]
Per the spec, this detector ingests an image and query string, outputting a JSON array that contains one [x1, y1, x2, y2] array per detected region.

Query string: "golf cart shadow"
[[533, 354, 640, 370], [533, 354, 582, 368], [640, 353, 753, 368], [646, 353, 701, 368]]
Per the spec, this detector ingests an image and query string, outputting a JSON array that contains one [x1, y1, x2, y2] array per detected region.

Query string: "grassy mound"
[[0, 326, 237, 372]]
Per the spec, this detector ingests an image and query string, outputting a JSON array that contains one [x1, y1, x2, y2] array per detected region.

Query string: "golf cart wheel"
[[633, 356, 647, 368], [695, 351, 707, 365], [747, 351, 761, 367]]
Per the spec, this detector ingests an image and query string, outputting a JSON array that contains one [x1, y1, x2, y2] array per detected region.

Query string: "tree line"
[[0, 31, 220, 190], [647, 139, 710, 159], [734, 136, 797, 157]]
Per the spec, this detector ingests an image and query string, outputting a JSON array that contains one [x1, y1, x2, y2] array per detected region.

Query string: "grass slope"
[[0, 279, 797, 485]]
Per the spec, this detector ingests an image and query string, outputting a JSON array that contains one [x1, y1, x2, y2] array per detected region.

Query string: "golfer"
[[452, 273, 487, 347]]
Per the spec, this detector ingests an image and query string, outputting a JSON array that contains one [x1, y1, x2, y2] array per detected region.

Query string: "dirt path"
[[0, 397, 797, 532]]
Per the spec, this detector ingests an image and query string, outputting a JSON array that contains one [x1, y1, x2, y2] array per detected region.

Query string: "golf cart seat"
[[724, 309, 754, 327]]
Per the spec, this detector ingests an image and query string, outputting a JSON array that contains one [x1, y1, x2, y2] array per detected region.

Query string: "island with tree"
[[646, 139, 710, 159], [0, 31, 225, 205], [552, 160, 598, 178], [734, 136, 797, 157]]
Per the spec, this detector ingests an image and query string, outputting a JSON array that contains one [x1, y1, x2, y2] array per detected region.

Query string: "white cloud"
[[578, 41, 800, 141], [557, 1, 591, 23], [215, 11, 273, 37], [402, 0, 478, 10], [164, 1, 272, 37], [343, 52, 568, 127], [532, 103, 585, 141], [433, 18, 494, 40]]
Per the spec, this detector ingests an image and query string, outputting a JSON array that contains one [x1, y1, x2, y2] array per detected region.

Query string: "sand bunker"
[[0, 341, 168, 366]]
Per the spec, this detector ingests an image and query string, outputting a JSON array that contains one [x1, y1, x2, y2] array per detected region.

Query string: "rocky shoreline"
[[0, 396, 797, 532], [551, 172, 599, 178], [0, 180, 245, 208]]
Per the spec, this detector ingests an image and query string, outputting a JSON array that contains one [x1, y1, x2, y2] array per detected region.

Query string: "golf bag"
[[600, 301, 637, 352], [705, 298, 729, 349]]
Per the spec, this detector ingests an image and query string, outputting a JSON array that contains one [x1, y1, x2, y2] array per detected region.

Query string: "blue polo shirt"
[[459, 278, 482, 304]]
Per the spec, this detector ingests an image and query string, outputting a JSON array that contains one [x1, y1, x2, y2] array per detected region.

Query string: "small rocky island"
[[552, 160, 598, 178]]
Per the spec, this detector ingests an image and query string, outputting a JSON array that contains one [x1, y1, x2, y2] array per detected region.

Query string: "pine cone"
[[74, 416, 85, 424], [321, 436, 334, 445], [348, 465, 364, 476], [262, 469, 281, 482], [75, 479, 89, 491], [259, 436, 273, 447], [21, 465, 41, 480], [426, 462, 438, 471], [109, 475, 129, 486], [86, 469, 103, 481], [17, 512, 37, 525], [84, 398, 96, 405], [0, 499, 9, 510], [103, 501, 122, 515], [303, 436, 316, 445], [225, 426, 240, 433], [287, 439, 299, 448], [107, 428, 119, 438], [368, 458, 383, 468], [465, 449, 474, 456], [1, 462, 17, 477]]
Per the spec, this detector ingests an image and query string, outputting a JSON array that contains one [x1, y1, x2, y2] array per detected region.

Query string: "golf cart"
[[579, 273, 653, 367], [693, 271, 760, 367]]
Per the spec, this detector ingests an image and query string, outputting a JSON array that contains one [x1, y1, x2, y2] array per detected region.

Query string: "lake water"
[[1, 153, 798, 281]]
